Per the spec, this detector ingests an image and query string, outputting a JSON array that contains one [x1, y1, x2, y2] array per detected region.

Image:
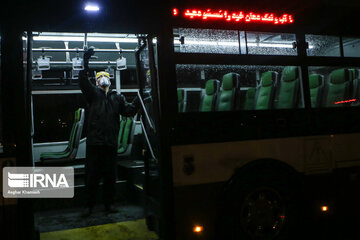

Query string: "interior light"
[[321, 206, 328, 212], [174, 39, 314, 49], [84, 3, 100, 12], [30, 36, 138, 43], [179, 40, 297, 48], [193, 225, 203, 233], [247, 43, 294, 48]]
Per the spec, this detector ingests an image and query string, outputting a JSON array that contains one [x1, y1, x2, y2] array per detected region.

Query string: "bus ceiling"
[[25, 32, 147, 71]]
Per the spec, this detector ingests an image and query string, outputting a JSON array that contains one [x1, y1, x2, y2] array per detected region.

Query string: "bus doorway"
[[24, 31, 161, 240]]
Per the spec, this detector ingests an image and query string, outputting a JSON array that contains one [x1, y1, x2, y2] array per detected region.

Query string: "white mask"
[[98, 76, 111, 88]]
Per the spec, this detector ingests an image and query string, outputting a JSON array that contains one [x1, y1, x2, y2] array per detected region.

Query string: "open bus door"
[[19, 31, 163, 240], [136, 35, 163, 236]]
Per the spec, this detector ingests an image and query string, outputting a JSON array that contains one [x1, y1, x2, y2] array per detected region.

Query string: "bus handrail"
[[140, 117, 157, 162], [137, 91, 155, 130], [137, 90, 157, 161]]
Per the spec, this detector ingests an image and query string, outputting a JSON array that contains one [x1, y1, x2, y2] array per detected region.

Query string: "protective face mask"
[[98, 76, 111, 88]]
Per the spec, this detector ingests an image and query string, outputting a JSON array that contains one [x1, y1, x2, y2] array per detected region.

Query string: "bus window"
[[32, 94, 87, 143], [176, 64, 304, 112], [305, 34, 341, 57], [174, 29, 297, 56], [174, 28, 240, 54], [343, 37, 360, 57], [245, 32, 297, 55], [308, 66, 360, 107], [140, 43, 157, 129]]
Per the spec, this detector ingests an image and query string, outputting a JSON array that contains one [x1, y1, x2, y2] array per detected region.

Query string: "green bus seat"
[[117, 116, 136, 157], [117, 117, 127, 149], [275, 66, 301, 109], [309, 74, 324, 108], [255, 71, 278, 110], [177, 89, 186, 112], [215, 73, 240, 111], [40, 108, 84, 164], [243, 87, 256, 110], [200, 79, 220, 112], [322, 68, 352, 107]]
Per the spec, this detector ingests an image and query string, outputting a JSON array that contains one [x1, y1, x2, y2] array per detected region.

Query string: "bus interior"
[[24, 31, 161, 240], [174, 29, 360, 113]]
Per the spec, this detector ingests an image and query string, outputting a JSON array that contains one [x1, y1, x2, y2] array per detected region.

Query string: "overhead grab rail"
[[31, 60, 136, 65]]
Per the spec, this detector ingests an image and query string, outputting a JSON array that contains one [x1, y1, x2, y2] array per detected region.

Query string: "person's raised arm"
[[79, 47, 96, 103]]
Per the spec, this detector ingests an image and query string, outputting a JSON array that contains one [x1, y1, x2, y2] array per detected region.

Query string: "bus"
[[2, 0, 360, 239]]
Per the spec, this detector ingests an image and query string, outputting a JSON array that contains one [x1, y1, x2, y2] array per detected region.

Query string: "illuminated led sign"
[[173, 8, 294, 25], [334, 99, 357, 105]]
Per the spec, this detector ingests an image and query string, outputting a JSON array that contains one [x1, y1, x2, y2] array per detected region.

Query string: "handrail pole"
[[137, 91, 155, 130], [140, 117, 157, 161]]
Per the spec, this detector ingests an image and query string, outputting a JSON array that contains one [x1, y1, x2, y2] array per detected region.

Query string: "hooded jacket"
[[79, 70, 139, 147]]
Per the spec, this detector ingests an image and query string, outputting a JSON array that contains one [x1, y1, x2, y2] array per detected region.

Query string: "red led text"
[[334, 99, 357, 105], [172, 8, 294, 25]]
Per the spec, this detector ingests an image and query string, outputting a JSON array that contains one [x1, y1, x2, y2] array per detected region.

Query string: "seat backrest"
[[117, 117, 127, 148], [74, 108, 82, 123], [309, 74, 324, 108], [120, 117, 134, 150], [255, 71, 278, 110], [67, 108, 83, 150], [323, 68, 351, 107], [177, 89, 186, 112], [276, 66, 300, 109], [69, 108, 85, 158], [216, 73, 240, 111], [349, 68, 359, 81], [200, 79, 220, 112], [243, 87, 256, 110]]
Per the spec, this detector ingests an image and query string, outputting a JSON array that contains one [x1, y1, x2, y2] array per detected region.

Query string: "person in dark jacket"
[[80, 47, 139, 216]]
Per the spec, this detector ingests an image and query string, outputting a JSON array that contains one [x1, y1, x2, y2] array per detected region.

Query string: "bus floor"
[[35, 203, 158, 240]]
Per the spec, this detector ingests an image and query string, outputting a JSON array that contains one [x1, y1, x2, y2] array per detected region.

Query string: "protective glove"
[[83, 47, 95, 71], [132, 95, 141, 110]]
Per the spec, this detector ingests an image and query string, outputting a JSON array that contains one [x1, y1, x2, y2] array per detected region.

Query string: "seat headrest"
[[282, 66, 298, 82], [261, 71, 277, 87], [205, 79, 220, 95], [309, 74, 324, 89], [222, 73, 240, 90], [329, 69, 349, 84], [177, 89, 184, 102]]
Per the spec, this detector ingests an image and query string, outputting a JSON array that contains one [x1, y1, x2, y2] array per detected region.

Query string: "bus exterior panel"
[[171, 132, 360, 239]]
